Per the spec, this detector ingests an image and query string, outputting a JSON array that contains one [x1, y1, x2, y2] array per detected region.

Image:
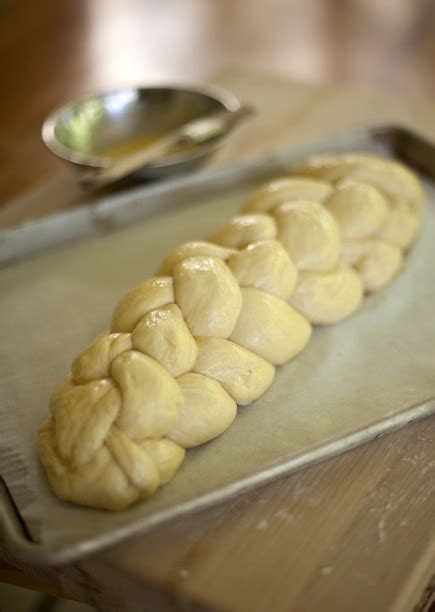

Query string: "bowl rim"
[[41, 82, 241, 170]]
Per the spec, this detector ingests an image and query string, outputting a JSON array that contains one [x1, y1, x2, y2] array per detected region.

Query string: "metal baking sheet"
[[1, 126, 435, 565]]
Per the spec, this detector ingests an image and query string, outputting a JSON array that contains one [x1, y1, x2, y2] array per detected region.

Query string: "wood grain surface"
[[1, 2, 435, 611], [1, 416, 434, 612]]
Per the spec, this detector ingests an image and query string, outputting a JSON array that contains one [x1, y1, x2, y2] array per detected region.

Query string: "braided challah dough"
[[38, 153, 424, 511]]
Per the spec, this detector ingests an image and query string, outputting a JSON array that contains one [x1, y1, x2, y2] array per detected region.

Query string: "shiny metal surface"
[[42, 84, 241, 180], [1, 126, 435, 565], [80, 106, 253, 189]]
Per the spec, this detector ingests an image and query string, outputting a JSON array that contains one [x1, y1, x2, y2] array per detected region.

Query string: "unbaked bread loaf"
[[38, 153, 423, 511]]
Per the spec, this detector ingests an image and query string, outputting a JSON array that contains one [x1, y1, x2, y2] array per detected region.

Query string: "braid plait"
[[38, 153, 423, 510]]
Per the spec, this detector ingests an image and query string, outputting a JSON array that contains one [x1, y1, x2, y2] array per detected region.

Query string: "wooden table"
[[1, 2, 435, 610]]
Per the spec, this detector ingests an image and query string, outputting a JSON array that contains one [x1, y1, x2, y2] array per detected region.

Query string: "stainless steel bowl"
[[42, 84, 241, 180]]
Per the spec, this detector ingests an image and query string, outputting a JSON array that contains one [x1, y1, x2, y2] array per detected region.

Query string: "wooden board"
[[1, 70, 435, 612], [1, 416, 434, 612]]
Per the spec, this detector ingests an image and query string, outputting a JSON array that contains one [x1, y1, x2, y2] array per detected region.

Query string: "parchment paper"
[[1, 139, 435, 564]]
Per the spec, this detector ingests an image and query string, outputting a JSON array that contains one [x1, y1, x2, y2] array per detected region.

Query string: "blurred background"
[[1, 0, 435, 205], [1, 0, 435, 609]]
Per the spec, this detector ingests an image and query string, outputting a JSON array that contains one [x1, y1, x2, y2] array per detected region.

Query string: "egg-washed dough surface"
[[1, 160, 435, 554], [37, 153, 424, 511]]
